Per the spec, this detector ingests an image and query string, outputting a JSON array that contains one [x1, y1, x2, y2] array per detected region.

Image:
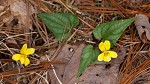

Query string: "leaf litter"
[[1, 0, 150, 84]]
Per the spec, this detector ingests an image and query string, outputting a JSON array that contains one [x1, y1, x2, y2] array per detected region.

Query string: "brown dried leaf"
[[62, 44, 85, 84], [135, 14, 150, 42], [8, 0, 35, 26], [48, 44, 80, 84]]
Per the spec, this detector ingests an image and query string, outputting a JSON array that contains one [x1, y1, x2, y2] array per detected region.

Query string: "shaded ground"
[[0, 0, 150, 84]]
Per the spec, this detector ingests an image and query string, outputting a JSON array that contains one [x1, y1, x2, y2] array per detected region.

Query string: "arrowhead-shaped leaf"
[[77, 45, 100, 77], [93, 18, 135, 47], [38, 13, 79, 41]]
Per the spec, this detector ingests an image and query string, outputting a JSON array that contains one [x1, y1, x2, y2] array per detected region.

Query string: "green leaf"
[[77, 45, 100, 77], [38, 13, 79, 41], [93, 18, 135, 47]]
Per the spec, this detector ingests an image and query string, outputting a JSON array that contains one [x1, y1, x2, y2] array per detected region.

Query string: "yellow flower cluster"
[[12, 44, 35, 66], [98, 40, 117, 62]]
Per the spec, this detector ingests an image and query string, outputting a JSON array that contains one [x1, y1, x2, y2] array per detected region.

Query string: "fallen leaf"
[[8, 0, 35, 27], [48, 44, 80, 84], [134, 14, 150, 42], [62, 44, 85, 83]]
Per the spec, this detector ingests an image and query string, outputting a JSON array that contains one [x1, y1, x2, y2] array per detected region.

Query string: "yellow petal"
[[25, 48, 35, 55], [99, 42, 105, 52], [12, 54, 22, 61], [108, 51, 118, 58], [24, 58, 30, 66], [20, 44, 27, 55], [20, 57, 25, 64], [99, 40, 110, 51], [104, 55, 111, 62], [104, 40, 110, 51], [98, 53, 104, 61]]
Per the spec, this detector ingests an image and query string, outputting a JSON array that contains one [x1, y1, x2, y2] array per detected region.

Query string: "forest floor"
[[0, 0, 150, 84]]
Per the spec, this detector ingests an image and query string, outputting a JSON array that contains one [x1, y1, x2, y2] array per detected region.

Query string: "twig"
[[46, 55, 62, 84]]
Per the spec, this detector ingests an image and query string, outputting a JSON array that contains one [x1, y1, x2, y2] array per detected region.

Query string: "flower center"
[[103, 51, 109, 56], [22, 54, 27, 58]]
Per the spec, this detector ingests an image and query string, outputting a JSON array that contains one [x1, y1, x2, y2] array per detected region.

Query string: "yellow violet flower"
[[98, 40, 117, 62], [12, 44, 35, 66]]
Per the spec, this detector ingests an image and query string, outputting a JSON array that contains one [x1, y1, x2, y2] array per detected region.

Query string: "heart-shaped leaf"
[[93, 18, 135, 47], [77, 45, 100, 77], [38, 13, 79, 41]]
